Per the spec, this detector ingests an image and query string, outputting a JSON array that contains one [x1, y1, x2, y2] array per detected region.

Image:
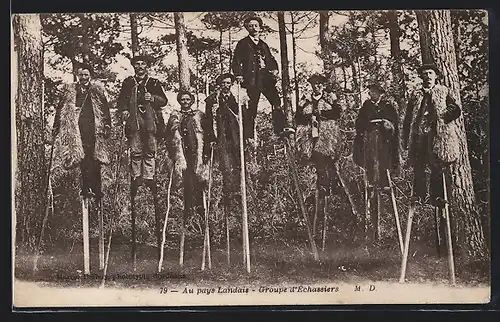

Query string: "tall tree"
[[277, 12, 293, 127], [130, 13, 139, 57], [12, 14, 46, 248], [319, 11, 333, 83], [415, 10, 488, 260], [41, 13, 123, 78], [174, 12, 190, 91], [385, 11, 407, 106]]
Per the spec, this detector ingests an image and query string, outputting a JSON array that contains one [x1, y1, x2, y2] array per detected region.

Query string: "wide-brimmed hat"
[[176, 90, 195, 104], [216, 73, 235, 85], [307, 73, 328, 84], [75, 62, 93, 74], [130, 54, 154, 66], [244, 15, 264, 28], [367, 83, 385, 93], [417, 64, 441, 77]]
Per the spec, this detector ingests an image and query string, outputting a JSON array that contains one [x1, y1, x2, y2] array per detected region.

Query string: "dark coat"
[[402, 84, 461, 166], [204, 91, 242, 179], [231, 36, 279, 90], [53, 82, 112, 169], [116, 75, 167, 136], [353, 95, 400, 184], [295, 91, 343, 162]]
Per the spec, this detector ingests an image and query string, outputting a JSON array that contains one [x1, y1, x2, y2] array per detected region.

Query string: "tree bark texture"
[[319, 11, 334, 84], [130, 13, 139, 57], [278, 12, 293, 128], [174, 12, 191, 92], [416, 9, 488, 261], [12, 14, 46, 248]]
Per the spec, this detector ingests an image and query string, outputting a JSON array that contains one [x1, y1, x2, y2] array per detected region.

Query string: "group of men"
[[52, 15, 463, 244]]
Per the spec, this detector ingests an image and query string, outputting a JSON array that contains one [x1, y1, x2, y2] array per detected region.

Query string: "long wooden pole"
[[101, 122, 127, 287], [284, 137, 320, 261], [82, 197, 90, 275], [98, 199, 104, 270], [158, 167, 174, 273], [442, 173, 456, 286], [387, 169, 404, 255], [237, 82, 251, 273], [399, 202, 415, 283], [202, 145, 214, 271]]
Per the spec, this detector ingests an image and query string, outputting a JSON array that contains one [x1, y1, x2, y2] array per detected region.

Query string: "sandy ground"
[[13, 278, 490, 307]]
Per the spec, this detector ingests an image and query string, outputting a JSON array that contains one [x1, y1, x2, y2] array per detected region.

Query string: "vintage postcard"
[[11, 9, 491, 308]]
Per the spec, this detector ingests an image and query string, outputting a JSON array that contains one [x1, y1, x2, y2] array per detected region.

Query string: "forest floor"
[[13, 238, 491, 307]]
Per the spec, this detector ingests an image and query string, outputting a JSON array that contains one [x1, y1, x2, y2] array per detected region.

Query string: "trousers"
[[129, 129, 156, 180]]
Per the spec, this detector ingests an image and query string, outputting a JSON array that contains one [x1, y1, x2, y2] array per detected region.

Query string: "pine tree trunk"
[[416, 10, 488, 261], [319, 11, 334, 84], [278, 12, 293, 127], [219, 30, 223, 74], [290, 13, 300, 110], [387, 11, 406, 164], [174, 12, 190, 92], [79, 13, 90, 64], [387, 11, 407, 105], [12, 14, 46, 249], [130, 13, 139, 57]]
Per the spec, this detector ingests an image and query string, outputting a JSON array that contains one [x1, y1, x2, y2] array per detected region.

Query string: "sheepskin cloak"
[[54, 82, 111, 170]]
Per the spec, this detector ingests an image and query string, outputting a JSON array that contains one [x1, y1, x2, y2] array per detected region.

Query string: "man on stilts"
[[295, 73, 343, 249], [400, 64, 461, 284], [116, 53, 168, 266], [353, 83, 401, 248], [204, 73, 245, 265], [165, 91, 210, 267], [52, 62, 112, 274], [231, 15, 293, 150]]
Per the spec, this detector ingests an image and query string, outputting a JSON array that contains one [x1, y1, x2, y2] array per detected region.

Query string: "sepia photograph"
[[11, 9, 491, 308]]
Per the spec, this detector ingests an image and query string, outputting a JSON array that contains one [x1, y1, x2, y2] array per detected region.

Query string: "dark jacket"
[[204, 91, 242, 173], [231, 36, 279, 90], [353, 95, 400, 173], [116, 75, 167, 136]]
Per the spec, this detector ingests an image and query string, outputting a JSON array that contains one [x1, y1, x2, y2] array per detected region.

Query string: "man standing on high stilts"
[[294, 73, 343, 246], [231, 15, 292, 148], [116, 53, 167, 264], [52, 62, 112, 273], [353, 83, 400, 244], [204, 73, 245, 265], [400, 63, 461, 283]]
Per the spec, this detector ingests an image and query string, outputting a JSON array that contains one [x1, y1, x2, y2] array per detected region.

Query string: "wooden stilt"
[[82, 197, 90, 275], [179, 211, 185, 267], [434, 206, 442, 258], [387, 169, 404, 255], [399, 202, 416, 283], [442, 173, 456, 286], [131, 189, 137, 272], [158, 168, 174, 273], [335, 164, 359, 218], [321, 194, 328, 251], [98, 199, 104, 270], [284, 136, 320, 261], [237, 82, 251, 273], [375, 190, 381, 241], [152, 182, 161, 262], [313, 183, 320, 238], [225, 200, 231, 267], [364, 172, 371, 244], [201, 191, 212, 271]]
